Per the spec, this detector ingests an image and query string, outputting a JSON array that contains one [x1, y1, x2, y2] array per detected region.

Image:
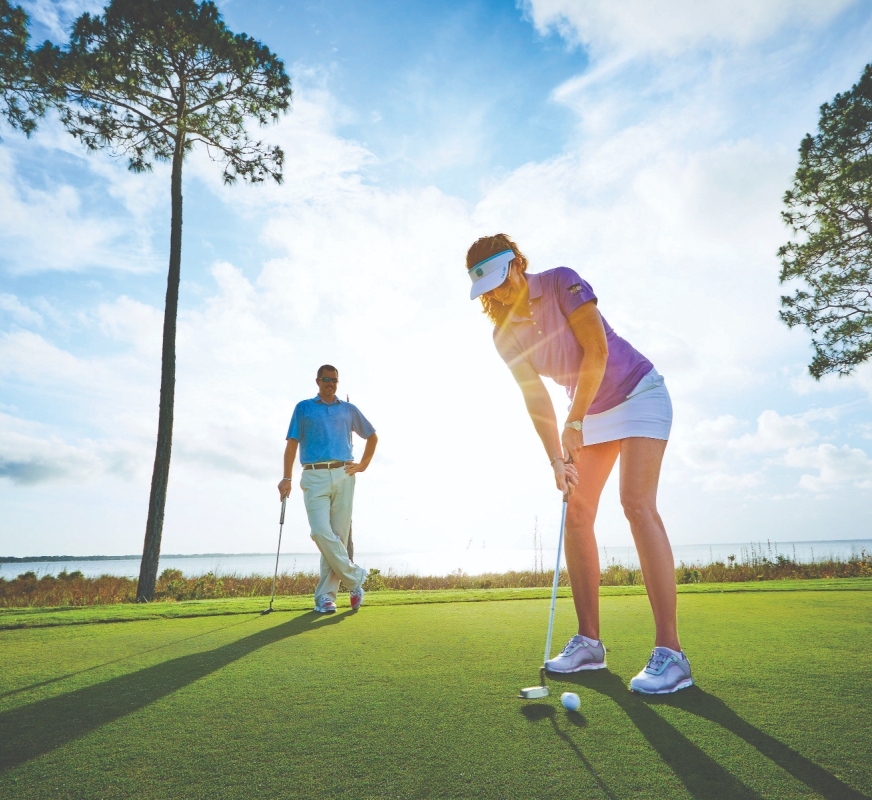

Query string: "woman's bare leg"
[[564, 440, 620, 639], [619, 437, 680, 651]]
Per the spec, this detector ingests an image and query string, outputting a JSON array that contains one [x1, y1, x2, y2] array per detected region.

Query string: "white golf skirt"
[[582, 368, 673, 446]]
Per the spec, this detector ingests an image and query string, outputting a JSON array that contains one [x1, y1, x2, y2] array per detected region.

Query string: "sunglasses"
[[319, 377, 339, 384]]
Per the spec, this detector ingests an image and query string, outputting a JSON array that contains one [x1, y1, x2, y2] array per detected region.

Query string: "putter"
[[261, 496, 287, 615], [519, 457, 573, 699]]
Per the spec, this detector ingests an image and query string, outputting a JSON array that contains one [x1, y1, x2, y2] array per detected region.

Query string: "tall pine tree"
[[38, 0, 292, 600], [779, 63, 872, 379]]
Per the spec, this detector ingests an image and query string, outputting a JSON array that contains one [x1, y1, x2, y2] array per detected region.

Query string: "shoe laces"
[[645, 649, 671, 673], [560, 636, 586, 655]]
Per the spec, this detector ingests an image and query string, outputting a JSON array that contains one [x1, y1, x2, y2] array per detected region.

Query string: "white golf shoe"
[[314, 596, 337, 614], [629, 647, 694, 694], [350, 586, 365, 611], [545, 635, 607, 673]]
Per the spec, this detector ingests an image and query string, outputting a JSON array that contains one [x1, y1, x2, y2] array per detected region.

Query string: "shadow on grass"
[[521, 702, 615, 799], [0, 611, 347, 771], [561, 671, 763, 800], [647, 687, 871, 800], [0, 615, 256, 701]]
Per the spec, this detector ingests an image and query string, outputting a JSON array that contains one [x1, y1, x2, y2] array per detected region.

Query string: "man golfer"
[[278, 364, 378, 613]]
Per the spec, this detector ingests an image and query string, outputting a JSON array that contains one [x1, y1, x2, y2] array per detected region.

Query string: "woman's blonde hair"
[[465, 233, 528, 326]]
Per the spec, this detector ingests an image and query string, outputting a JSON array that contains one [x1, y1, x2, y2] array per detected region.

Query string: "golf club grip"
[[280, 496, 286, 524]]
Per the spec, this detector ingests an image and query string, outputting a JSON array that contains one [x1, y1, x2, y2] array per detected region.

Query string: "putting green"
[[0, 590, 869, 799]]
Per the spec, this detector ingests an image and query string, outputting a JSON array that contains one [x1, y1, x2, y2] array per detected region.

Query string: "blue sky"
[[2, 0, 872, 560]]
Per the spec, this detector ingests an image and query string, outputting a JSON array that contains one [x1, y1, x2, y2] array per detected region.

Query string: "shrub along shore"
[[1, 547, 869, 608]]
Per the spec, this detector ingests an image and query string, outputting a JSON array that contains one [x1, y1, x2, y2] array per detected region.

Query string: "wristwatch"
[[564, 420, 583, 432]]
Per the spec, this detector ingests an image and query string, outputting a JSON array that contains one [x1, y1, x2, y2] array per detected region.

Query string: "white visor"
[[468, 250, 514, 300]]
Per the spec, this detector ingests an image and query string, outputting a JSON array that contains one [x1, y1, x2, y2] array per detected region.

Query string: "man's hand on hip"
[[344, 462, 367, 475], [278, 478, 292, 499]]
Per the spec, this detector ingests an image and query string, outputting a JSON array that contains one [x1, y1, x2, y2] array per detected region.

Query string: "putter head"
[[518, 685, 549, 699], [260, 607, 273, 616]]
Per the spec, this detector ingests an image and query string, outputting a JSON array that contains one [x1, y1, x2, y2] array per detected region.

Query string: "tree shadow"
[[0, 611, 347, 770], [646, 687, 871, 800], [559, 671, 764, 800], [0, 615, 257, 700]]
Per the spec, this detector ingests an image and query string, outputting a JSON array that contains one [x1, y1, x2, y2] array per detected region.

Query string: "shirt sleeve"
[[554, 267, 597, 320], [350, 405, 376, 438], [492, 324, 527, 370], [286, 402, 303, 440]]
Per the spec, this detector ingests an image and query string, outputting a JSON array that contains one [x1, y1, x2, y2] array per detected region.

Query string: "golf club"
[[519, 457, 572, 699], [261, 496, 287, 615]]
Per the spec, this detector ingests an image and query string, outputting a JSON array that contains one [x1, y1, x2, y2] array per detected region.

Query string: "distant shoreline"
[[0, 553, 276, 563], [2, 538, 868, 564]]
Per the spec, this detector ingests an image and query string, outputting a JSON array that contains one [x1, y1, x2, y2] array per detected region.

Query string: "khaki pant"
[[300, 466, 366, 602]]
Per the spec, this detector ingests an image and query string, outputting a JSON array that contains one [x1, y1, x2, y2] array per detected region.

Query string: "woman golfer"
[[466, 233, 692, 694]]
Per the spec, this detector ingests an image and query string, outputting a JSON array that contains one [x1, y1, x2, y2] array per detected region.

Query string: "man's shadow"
[[550, 671, 869, 800], [0, 611, 348, 771], [0, 615, 257, 701]]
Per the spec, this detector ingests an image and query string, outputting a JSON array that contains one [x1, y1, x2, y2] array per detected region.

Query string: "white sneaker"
[[630, 647, 694, 694], [350, 586, 365, 611], [545, 635, 607, 673], [314, 596, 337, 614]]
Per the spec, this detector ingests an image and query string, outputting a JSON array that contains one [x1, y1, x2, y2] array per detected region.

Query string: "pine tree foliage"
[[37, 0, 291, 182], [779, 64, 872, 379], [0, 0, 44, 135]]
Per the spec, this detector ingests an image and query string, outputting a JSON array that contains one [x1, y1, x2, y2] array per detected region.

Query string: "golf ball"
[[561, 692, 581, 711]]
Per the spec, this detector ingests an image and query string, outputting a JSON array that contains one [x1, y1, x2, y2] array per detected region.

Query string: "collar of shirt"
[[510, 272, 543, 322], [313, 395, 342, 405]]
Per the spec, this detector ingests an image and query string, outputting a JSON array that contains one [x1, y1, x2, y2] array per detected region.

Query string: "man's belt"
[[303, 461, 353, 470]]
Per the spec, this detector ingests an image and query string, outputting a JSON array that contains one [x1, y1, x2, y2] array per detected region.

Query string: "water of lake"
[[2, 539, 869, 580]]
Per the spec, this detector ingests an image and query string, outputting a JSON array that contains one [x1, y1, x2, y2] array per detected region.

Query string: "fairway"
[[1, 590, 870, 799]]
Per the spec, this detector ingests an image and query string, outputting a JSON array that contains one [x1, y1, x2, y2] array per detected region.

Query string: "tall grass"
[[1, 548, 869, 608]]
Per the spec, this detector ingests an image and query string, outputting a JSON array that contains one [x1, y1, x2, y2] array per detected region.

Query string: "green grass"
[[2, 577, 870, 630], [0, 587, 870, 799]]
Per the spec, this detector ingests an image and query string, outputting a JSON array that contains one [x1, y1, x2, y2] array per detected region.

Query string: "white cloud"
[[0, 294, 42, 327], [731, 409, 819, 453], [0, 413, 139, 485], [97, 296, 163, 358], [668, 408, 849, 493], [522, 0, 858, 58], [474, 130, 796, 403], [185, 69, 374, 205], [0, 145, 163, 276], [784, 443, 872, 492], [693, 470, 765, 492]]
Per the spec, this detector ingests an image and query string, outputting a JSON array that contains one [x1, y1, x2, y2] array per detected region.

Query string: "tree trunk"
[[136, 134, 184, 602]]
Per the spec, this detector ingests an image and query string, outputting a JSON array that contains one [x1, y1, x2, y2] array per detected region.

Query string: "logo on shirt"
[[568, 283, 583, 294]]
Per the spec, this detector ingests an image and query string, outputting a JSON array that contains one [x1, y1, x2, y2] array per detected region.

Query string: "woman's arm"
[[509, 361, 578, 494], [562, 300, 609, 463]]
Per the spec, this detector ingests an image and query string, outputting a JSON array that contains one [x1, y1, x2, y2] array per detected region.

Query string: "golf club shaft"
[[269, 497, 287, 607], [543, 495, 569, 666]]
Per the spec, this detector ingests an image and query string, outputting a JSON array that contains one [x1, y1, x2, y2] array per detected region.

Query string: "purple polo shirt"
[[493, 268, 653, 415]]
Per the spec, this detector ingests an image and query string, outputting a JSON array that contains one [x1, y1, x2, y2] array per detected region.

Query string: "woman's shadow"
[[546, 670, 869, 800]]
